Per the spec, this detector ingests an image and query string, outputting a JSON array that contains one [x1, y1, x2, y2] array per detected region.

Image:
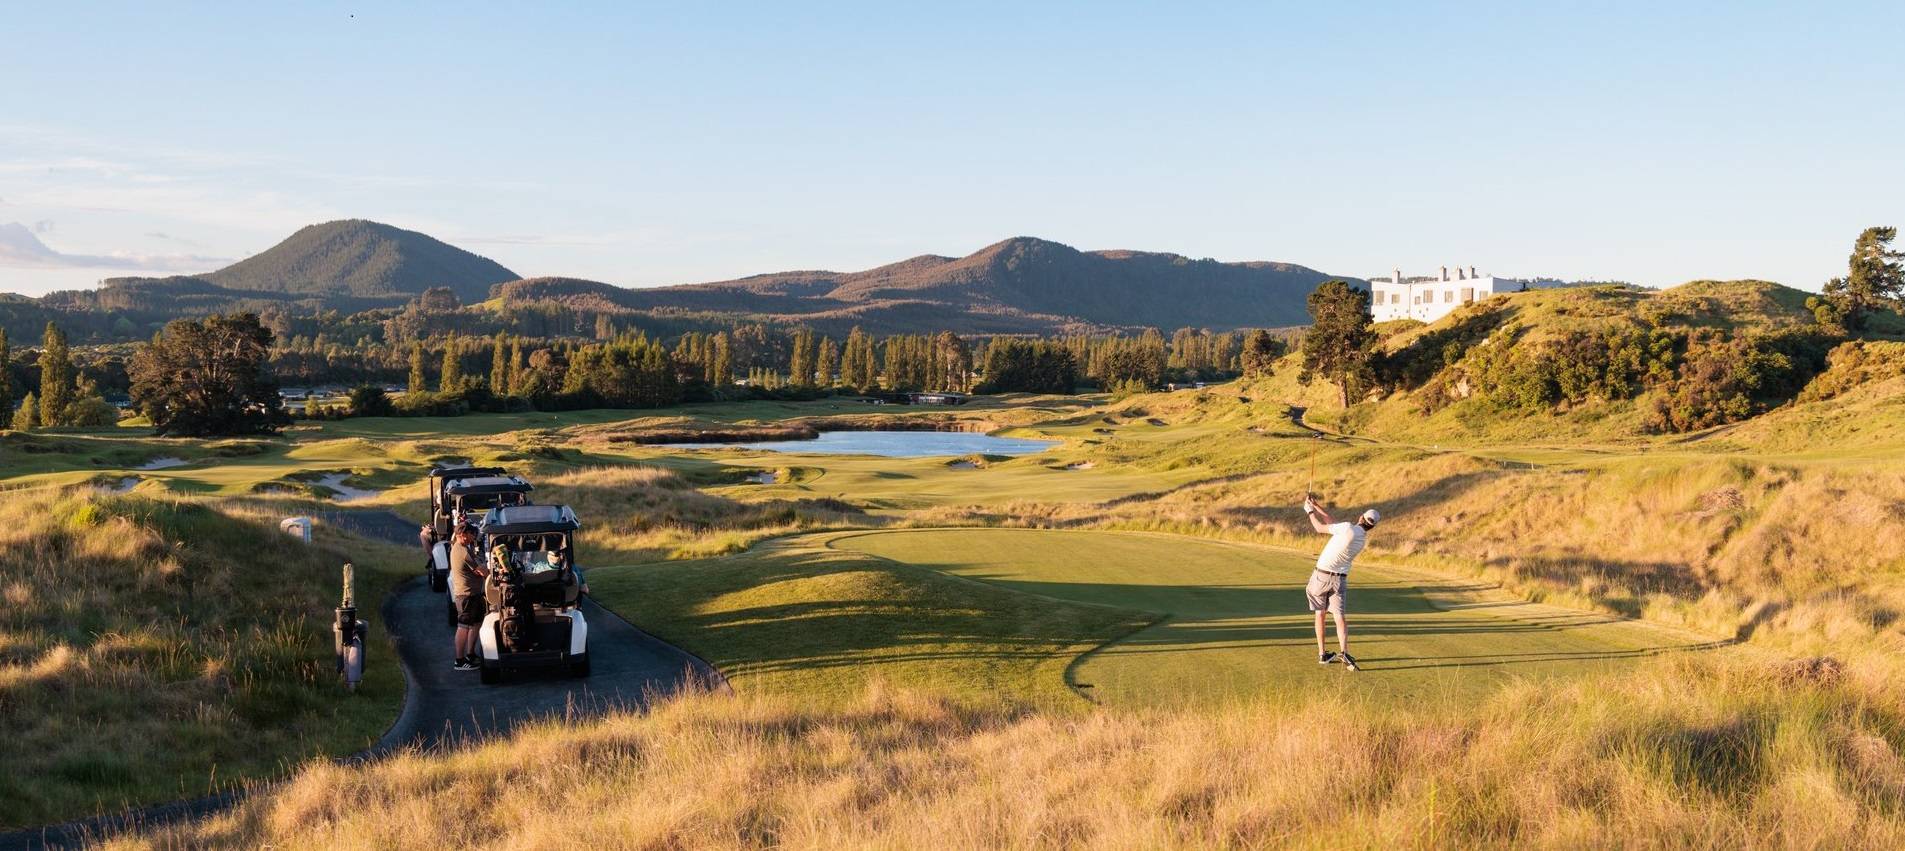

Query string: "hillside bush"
[[1795, 340, 1905, 403], [1645, 331, 1833, 433]]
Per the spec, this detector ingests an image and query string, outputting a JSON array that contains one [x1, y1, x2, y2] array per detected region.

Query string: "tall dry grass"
[[110, 649, 1905, 850], [0, 487, 405, 828]]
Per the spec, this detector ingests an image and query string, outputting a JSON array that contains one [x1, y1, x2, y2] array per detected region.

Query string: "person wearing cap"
[[448, 525, 489, 671], [1303, 497, 1379, 672]]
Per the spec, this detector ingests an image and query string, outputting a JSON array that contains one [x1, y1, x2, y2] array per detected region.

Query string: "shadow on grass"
[[591, 547, 1149, 686]]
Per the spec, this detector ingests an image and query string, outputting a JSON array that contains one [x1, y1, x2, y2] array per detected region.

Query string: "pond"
[[676, 430, 1057, 458]]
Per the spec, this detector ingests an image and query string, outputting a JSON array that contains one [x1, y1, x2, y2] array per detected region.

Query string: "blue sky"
[[2, 1, 1900, 296]]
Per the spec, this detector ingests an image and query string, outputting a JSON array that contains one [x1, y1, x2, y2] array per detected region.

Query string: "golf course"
[[6, 286, 1905, 847]]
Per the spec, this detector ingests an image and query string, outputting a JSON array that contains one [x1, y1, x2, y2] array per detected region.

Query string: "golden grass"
[[109, 648, 1905, 850], [0, 486, 408, 828]]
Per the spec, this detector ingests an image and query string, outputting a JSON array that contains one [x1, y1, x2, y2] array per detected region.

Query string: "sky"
[[2, 1, 1901, 297]]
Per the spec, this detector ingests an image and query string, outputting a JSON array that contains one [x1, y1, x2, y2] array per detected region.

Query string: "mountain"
[[497, 237, 1341, 334], [106, 220, 519, 304]]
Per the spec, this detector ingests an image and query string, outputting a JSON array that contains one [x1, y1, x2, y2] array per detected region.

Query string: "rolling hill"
[[495, 236, 1343, 334], [6, 224, 1346, 340], [103, 219, 519, 304]]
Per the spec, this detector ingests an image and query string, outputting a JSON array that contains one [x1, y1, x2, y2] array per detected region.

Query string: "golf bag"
[[488, 559, 538, 652]]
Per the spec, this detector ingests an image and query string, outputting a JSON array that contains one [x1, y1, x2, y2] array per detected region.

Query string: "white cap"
[[1360, 508, 1381, 525]]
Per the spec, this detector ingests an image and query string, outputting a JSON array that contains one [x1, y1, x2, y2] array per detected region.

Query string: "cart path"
[[334, 509, 727, 747], [0, 511, 723, 851]]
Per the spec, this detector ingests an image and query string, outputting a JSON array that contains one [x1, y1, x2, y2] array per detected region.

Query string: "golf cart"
[[476, 504, 589, 683], [425, 471, 532, 596], [427, 466, 507, 538], [423, 465, 505, 590]]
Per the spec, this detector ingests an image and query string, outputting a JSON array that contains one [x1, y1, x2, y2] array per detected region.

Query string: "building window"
[[1461, 287, 1474, 302], [1391, 293, 1400, 304], [1444, 290, 1454, 303]]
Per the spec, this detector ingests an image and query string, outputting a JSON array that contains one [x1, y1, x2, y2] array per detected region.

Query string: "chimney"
[[1393, 267, 1402, 285], [1458, 267, 1467, 281], [1440, 265, 1449, 282]]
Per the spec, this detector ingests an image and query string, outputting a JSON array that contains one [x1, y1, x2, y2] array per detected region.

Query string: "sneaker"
[[452, 659, 477, 671], [1318, 651, 1337, 665], [1342, 654, 1360, 672]]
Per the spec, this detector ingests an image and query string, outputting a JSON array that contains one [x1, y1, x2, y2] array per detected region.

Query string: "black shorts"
[[453, 594, 487, 627]]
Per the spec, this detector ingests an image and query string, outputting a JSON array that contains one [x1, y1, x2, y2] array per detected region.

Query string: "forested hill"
[[495, 236, 1341, 335], [3, 228, 1344, 341], [104, 220, 519, 303]]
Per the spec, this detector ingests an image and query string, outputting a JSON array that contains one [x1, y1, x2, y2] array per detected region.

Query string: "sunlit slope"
[[0, 489, 407, 829]]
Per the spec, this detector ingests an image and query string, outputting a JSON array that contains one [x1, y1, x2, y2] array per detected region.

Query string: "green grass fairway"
[[832, 528, 1726, 706], [586, 536, 1151, 706]]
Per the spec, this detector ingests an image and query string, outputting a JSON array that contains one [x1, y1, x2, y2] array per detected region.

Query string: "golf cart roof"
[[483, 504, 580, 535], [444, 475, 534, 496], [429, 465, 506, 480]]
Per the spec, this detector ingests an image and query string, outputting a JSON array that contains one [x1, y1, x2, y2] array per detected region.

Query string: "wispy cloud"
[[0, 222, 227, 272]]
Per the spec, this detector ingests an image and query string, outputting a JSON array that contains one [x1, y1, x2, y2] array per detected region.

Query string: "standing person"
[[449, 525, 488, 671], [1303, 497, 1379, 672]]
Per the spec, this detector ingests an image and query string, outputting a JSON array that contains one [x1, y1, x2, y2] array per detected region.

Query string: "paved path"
[[330, 509, 725, 746], [3, 510, 721, 850]]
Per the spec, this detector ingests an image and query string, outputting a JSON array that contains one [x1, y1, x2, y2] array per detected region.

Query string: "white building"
[[1368, 265, 1565, 323]]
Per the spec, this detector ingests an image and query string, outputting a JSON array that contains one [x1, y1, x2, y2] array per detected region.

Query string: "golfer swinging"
[[1303, 496, 1379, 672]]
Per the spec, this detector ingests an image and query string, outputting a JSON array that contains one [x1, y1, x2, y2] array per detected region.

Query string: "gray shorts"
[[1306, 570, 1347, 614]]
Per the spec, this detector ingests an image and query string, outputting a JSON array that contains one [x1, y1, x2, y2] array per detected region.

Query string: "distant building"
[[1367, 265, 1569, 323], [907, 392, 970, 405]]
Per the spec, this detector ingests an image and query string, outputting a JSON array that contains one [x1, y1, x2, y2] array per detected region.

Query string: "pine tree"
[[1298, 281, 1377, 408], [816, 337, 839, 388], [507, 340, 525, 395], [490, 336, 509, 392], [1815, 226, 1904, 330], [38, 322, 73, 428], [13, 391, 39, 431], [712, 332, 733, 387], [789, 328, 817, 387], [439, 336, 462, 391], [408, 342, 427, 394]]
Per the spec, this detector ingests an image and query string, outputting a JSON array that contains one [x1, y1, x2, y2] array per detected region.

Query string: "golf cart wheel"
[[479, 663, 501, 685], [569, 653, 590, 678], [428, 571, 447, 593]]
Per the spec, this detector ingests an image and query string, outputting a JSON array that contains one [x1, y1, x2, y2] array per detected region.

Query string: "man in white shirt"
[[1303, 497, 1380, 672]]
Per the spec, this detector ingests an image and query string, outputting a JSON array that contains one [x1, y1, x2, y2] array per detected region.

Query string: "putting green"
[[832, 528, 1725, 706]]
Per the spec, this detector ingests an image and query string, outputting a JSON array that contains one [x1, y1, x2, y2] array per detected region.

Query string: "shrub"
[[348, 385, 396, 417], [1644, 331, 1831, 433]]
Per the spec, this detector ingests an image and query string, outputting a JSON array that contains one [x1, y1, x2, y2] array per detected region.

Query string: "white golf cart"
[[475, 504, 589, 683]]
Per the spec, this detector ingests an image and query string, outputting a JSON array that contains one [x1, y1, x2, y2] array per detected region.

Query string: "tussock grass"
[[0, 487, 407, 829], [110, 650, 1905, 850]]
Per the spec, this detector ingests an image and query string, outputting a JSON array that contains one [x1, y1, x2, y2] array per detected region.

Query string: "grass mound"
[[588, 536, 1151, 704], [0, 489, 405, 829]]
